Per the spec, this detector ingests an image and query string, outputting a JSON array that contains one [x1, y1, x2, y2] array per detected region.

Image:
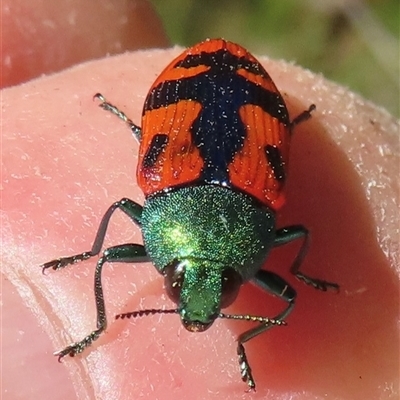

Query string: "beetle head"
[[163, 259, 242, 332]]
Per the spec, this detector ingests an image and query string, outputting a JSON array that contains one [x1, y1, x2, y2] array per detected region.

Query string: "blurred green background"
[[152, 0, 399, 117]]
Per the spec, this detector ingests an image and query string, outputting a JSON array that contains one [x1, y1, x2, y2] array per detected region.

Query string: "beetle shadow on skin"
[[224, 109, 399, 398]]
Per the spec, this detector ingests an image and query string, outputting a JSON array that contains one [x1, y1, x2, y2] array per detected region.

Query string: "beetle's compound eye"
[[163, 260, 185, 304], [220, 268, 242, 308]]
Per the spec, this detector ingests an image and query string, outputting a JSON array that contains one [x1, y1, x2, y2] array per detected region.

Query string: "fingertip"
[[2, 0, 169, 87]]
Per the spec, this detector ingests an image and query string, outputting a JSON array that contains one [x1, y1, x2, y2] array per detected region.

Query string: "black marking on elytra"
[[175, 48, 268, 79], [144, 49, 289, 124], [265, 145, 285, 182], [143, 134, 169, 169], [143, 48, 289, 185]]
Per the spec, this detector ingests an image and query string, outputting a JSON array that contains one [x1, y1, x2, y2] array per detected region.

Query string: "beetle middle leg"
[[274, 225, 339, 291], [54, 242, 148, 360], [41, 198, 144, 273], [41, 198, 149, 358]]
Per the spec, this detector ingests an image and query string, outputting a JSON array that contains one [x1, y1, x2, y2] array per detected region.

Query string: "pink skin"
[[1, 0, 169, 88], [2, 4, 399, 400]]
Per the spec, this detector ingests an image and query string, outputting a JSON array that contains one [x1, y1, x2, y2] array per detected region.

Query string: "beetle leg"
[[238, 270, 296, 391], [274, 225, 339, 291], [54, 243, 148, 360], [290, 104, 316, 129], [94, 93, 142, 141], [41, 198, 145, 273]]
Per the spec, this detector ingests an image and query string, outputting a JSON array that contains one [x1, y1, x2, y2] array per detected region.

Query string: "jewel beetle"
[[42, 38, 339, 390]]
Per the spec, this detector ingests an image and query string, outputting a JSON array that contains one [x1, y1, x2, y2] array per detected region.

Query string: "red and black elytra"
[[139, 38, 293, 209], [41, 38, 338, 391]]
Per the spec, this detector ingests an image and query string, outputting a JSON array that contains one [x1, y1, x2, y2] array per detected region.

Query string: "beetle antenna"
[[116, 308, 178, 320], [218, 312, 287, 326]]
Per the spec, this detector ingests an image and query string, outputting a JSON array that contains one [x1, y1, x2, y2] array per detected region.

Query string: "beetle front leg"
[[41, 198, 144, 273], [274, 225, 339, 291], [238, 270, 296, 390], [54, 243, 148, 360]]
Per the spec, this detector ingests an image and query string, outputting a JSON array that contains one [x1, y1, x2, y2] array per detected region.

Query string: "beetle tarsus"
[[54, 328, 104, 361], [296, 272, 339, 292], [237, 343, 256, 391], [290, 103, 316, 128], [41, 252, 93, 274]]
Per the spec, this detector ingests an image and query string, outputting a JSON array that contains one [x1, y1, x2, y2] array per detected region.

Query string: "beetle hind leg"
[[290, 104, 316, 129], [94, 93, 142, 141]]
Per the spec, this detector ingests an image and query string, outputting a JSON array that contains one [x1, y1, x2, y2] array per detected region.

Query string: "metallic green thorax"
[[141, 185, 276, 325]]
